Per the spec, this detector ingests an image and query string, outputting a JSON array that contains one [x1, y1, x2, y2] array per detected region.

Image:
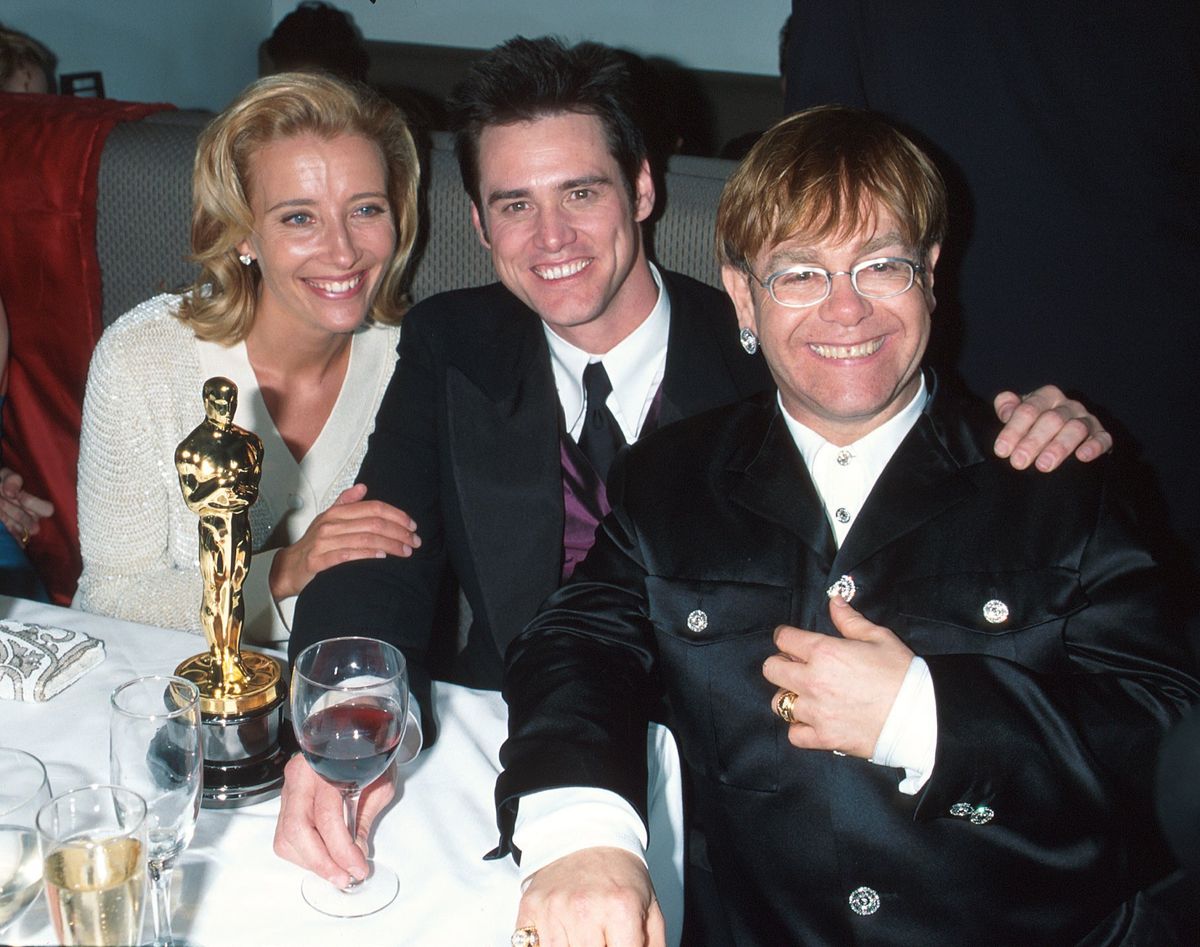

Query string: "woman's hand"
[[0, 467, 54, 545], [268, 484, 419, 599]]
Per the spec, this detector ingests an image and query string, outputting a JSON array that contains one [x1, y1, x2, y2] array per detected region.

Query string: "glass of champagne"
[[0, 748, 51, 934], [36, 785, 148, 947], [110, 675, 202, 947], [291, 636, 409, 917]]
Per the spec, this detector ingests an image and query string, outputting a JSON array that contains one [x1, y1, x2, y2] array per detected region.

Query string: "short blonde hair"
[[180, 72, 419, 343], [717, 105, 947, 273]]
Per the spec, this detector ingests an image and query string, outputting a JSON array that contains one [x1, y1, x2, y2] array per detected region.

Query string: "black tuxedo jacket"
[[498, 381, 1199, 945], [291, 272, 772, 736]]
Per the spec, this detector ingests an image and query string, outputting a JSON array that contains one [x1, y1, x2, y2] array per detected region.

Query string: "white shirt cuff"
[[512, 788, 647, 885], [871, 656, 937, 794]]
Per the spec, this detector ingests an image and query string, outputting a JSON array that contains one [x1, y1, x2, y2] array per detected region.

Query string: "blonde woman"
[[75, 73, 420, 644]]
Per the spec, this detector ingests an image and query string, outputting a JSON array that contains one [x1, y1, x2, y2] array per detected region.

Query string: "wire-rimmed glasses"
[[751, 256, 926, 308]]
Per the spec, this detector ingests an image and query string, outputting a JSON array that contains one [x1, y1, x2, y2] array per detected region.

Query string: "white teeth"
[[534, 259, 591, 280], [809, 338, 884, 359], [308, 274, 362, 293]]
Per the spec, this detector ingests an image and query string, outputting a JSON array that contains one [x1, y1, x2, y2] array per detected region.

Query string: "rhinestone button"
[[826, 574, 857, 603], [949, 802, 973, 818], [836, 449, 853, 466], [848, 886, 880, 916], [686, 610, 708, 634], [982, 599, 1008, 624], [834, 507, 851, 524], [970, 805, 995, 825]]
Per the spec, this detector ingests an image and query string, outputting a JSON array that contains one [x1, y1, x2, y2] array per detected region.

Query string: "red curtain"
[[0, 92, 172, 604]]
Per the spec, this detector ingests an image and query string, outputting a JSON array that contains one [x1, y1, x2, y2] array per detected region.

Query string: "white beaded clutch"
[[0, 620, 105, 702]]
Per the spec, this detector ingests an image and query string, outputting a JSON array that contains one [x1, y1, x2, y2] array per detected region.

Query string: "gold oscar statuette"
[[174, 377, 288, 807]]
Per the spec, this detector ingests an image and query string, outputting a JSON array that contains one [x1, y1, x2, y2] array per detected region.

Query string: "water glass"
[[0, 747, 51, 933]]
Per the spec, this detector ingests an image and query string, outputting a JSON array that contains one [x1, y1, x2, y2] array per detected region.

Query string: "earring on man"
[[238, 253, 253, 266], [739, 327, 759, 355]]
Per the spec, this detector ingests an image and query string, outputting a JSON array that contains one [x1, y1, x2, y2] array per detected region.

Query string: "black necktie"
[[578, 361, 626, 482]]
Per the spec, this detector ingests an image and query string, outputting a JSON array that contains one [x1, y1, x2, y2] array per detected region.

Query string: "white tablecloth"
[[0, 597, 684, 946]]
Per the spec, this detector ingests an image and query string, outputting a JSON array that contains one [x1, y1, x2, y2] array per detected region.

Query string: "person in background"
[[275, 36, 1112, 895], [74, 72, 420, 647], [0, 23, 54, 94], [495, 104, 1199, 947], [0, 292, 53, 599], [260, 1, 369, 84]]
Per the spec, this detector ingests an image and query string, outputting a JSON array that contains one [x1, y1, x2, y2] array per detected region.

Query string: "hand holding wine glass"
[[0, 747, 51, 934], [291, 636, 409, 917], [110, 676, 202, 947]]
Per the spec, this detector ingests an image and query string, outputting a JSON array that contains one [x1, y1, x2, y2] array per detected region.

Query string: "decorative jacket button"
[[826, 574, 857, 603], [949, 802, 973, 818], [686, 610, 708, 634], [982, 599, 1008, 624], [848, 886, 880, 916], [970, 805, 995, 825]]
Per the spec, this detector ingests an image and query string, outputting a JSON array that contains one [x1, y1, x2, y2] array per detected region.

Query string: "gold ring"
[[511, 927, 540, 947], [18, 526, 29, 546], [774, 689, 799, 724]]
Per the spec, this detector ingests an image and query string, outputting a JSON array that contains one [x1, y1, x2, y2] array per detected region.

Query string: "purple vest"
[[560, 384, 664, 580]]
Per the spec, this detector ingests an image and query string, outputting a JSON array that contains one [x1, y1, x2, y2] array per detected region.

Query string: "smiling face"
[[237, 133, 396, 343], [723, 204, 939, 445], [470, 111, 658, 353]]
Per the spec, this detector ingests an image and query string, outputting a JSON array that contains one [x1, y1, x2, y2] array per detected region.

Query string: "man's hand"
[[762, 596, 913, 758], [269, 484, 420, 599], [0, 467, 53, 542], [992, 384, 1113, 472], [516, 847, 665, 947], [272, 753, 395, 888]]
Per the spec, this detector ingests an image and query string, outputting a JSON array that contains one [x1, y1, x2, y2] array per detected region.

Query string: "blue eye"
[[282, 212, 312, 226], [354, 203, 388, 218]]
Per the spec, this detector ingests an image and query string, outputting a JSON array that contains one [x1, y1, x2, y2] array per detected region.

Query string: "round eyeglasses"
[[751, 256, 926, 308]]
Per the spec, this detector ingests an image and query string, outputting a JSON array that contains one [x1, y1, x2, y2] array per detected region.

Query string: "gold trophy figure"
[[174, 377, 287, 806]]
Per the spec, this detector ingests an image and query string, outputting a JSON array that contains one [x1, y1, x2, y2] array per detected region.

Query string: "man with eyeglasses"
[[494, 105, 1198, 946]]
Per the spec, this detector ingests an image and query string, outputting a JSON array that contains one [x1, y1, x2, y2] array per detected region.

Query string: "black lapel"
[[729, 402, 837, 564], [445, 292, 564, 644], [833, 379, 989, 575]]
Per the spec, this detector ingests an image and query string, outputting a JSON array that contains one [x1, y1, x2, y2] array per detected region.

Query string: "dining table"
[[0, 595, 685, 946]]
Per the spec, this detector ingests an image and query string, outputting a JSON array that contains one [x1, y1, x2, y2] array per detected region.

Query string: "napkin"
[[0, 620, 105, 702]]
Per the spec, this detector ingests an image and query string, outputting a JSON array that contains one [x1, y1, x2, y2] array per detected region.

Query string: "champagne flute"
[[291, 636, 409, 917], [0, 748, 51, 933], [36, 785, 148, 947], [110, 675, 202, 947]]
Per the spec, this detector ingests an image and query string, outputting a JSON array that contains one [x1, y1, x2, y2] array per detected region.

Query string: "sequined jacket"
[[74, 294, 400, 644]]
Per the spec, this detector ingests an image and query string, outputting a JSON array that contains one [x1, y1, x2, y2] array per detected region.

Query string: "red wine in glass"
[[298, 697, 404, 791], [290, 636, 409, 917]]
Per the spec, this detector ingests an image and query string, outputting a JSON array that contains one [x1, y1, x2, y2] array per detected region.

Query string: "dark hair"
[[262, 2, 369, 83], [0, 23, 55, 90], [448, 36, 649, 210]]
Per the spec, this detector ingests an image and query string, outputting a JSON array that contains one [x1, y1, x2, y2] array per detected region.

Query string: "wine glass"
[[36, 785, 148, 947], [110, 675, 202, 946], [0, 747, 51, 934], [291, 636, 409, 917]]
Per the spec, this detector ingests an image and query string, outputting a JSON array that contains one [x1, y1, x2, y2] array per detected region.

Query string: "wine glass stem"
[[343, 788, 362, 846], [148, 859, 175, 947]]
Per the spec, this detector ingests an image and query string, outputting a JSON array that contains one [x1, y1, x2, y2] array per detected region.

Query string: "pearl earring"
[[238, 253, 253, 266]]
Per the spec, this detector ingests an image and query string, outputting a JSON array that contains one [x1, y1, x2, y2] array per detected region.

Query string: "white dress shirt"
[[543, 262, 670, 445]]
